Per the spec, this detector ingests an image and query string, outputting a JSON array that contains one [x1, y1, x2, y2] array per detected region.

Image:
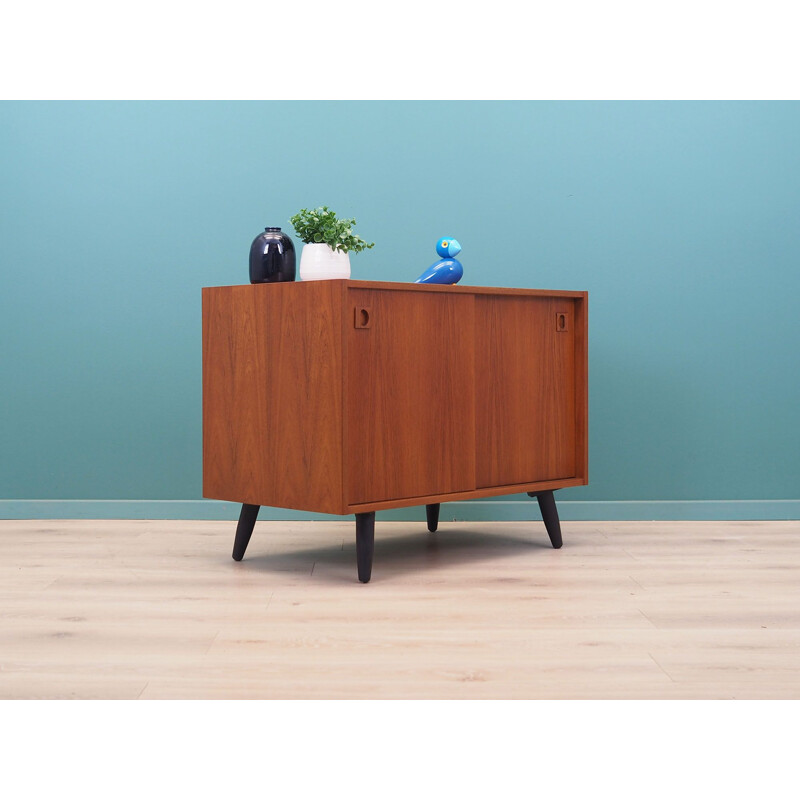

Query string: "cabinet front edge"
[[346, 477, 587, 513]]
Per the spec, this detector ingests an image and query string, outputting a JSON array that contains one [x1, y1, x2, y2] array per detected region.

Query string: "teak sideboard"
[[202, 280, 588, 582]]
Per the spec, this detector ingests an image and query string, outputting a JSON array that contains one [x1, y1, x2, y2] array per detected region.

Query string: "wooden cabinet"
[[203, 280, 588, 581]]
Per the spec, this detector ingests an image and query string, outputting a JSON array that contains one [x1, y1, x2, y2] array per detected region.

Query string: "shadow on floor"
[[235, 523, 559, 584]]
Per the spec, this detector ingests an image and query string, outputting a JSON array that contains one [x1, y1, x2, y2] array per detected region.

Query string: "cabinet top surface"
[[203, 279, 587, 298]]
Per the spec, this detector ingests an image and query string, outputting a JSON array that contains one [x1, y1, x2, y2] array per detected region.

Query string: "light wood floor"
[[1, 519, 798, 699]]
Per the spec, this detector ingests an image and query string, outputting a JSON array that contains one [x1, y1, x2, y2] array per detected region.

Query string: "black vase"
[[249, 227, 296, 283]]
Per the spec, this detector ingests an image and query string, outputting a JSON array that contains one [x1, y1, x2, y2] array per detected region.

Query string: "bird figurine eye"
[[441, 240, 449, 248]]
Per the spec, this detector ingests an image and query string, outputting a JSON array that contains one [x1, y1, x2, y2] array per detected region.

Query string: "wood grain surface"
[[202, 282, 344, 513], [204, 278, 587, 299], [346, 287, 476, 504], [476, 295, 576, 487], [203, 281, 588, 514], [2, 519, 798, 699], [573, 293, 589, 482], [346, 477, 586, 513]]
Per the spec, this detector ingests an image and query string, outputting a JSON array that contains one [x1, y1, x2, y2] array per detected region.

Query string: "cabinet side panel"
[[475, 295, 576, 487], [574, 294, 589, 484], [203, 282, 343, 513]]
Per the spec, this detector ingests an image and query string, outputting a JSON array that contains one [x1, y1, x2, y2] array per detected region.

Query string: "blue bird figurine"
[[415, 237, 463, 284]]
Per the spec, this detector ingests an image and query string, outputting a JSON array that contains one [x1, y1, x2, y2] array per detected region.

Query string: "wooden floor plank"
[[1, 519, 798, 698]]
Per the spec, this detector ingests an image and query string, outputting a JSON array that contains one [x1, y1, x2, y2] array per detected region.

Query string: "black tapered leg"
[[355, 512, 376, 583], [527, 490, 563, 549], [232, 503, 260, 561], [426, 503, 440, 533]]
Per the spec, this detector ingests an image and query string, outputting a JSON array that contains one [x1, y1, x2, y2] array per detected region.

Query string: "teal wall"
[[1, 102, 798, 519]]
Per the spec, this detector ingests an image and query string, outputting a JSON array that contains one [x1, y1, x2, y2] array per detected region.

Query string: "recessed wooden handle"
[[354, 306, 372, 329], [556, 311, 570, 332]]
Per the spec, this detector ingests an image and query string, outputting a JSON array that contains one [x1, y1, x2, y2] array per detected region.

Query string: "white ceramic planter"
[[299, 243, 351, 281]]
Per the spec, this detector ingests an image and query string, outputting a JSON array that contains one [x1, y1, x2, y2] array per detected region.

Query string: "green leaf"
[[289, 205, 374, 253]]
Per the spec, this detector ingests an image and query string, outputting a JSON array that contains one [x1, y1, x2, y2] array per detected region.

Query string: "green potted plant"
[[290, 206, 374, 281]]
